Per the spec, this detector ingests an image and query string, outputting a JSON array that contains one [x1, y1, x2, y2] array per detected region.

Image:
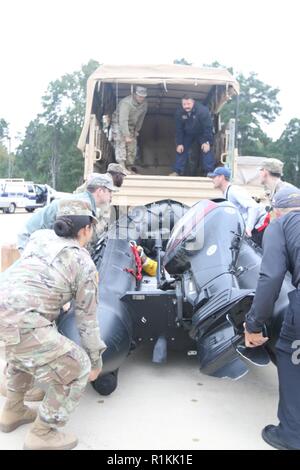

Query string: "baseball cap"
[[259, 158, 284, 176], [87, 173, 118, 191], [272, 187, 300, 208], [57, 199, 98, 223], [135, 86, 147, 97], [207, 167, 231, 179], [107, 163, 129, 175]]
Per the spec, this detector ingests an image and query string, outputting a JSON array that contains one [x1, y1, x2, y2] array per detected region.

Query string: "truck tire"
[[5, 203, 16, 214], [25, 208, 35, 213], [91, 369, 119, 396]]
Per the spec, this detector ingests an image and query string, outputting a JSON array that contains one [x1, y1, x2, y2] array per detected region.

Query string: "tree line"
[[0, 59, 299, 191]]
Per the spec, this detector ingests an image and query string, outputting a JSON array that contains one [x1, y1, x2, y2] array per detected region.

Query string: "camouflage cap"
[[87, 173, 118, 191], [260, 158, 284, 176], [57, 199, 98, 223], [272, 187, 300, 208], [107, 163, 129, 175], [135, 86, 147, 97]]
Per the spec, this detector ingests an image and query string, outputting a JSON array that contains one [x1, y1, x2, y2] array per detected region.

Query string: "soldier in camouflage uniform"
[[111, 86, 148, 172], [3, 175, 115, 403], [259, 158, 298, 205], [73, 165, 129, 251], [107, 163, 129, 185], [74, 164, 128, 194], [73, 165, 128, 246], [17, 173, 116, 254], [0, 200, 106, 450]]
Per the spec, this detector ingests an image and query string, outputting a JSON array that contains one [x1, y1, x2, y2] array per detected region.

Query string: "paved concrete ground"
[[0, 211, 277, 450]]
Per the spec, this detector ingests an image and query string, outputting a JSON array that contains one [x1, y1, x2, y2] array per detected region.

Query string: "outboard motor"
[[164, 200, 292, 379]]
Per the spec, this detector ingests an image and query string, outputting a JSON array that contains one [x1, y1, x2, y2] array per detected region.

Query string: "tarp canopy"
[[87, 64, 240, 89], [78, 64, 239, 152]]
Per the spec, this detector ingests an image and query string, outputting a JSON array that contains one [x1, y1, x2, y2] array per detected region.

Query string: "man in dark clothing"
[[170, 95, 215, 176], [244, 186, 300, 450]]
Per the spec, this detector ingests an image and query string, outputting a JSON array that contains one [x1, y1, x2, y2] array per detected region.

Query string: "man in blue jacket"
[[245, 187, 300, 450], [170, 95, 215, 176]]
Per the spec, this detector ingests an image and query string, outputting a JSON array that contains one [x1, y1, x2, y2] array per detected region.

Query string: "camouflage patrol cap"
[[87, 173, 118, 191], [107, 163, 129, 175], [260, 158, 284, 176], [57, 199, 98, 223], [272, 187, 300, 208], [135, 86, 147, 97]]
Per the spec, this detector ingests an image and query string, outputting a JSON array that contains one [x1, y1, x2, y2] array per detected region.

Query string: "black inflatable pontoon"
[[58, 199, 292, 394]]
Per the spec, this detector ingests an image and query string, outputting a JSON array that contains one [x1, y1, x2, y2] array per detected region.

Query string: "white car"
[[0, 179, 70, 214]]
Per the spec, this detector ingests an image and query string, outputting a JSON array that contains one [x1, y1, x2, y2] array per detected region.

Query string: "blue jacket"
[[17, 191, 97, 251], [246, 211, 300, 336], [175, 101, 214, 146]]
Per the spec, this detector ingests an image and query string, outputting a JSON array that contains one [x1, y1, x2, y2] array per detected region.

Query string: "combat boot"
[[0, 380, 45, 402], [0, 391, 37, 433], [24, 416, 78, 450]]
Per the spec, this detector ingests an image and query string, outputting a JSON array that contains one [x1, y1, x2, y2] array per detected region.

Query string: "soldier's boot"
[[0, 380, 45, 402], [0, 391, 37, 433], [24, 416, 78, 450]]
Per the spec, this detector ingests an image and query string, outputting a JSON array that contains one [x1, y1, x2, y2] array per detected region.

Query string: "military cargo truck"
[[78, 64, 264, 206]]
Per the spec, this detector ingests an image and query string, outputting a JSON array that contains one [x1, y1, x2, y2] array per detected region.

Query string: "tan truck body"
[[78, 64, 264, 206]]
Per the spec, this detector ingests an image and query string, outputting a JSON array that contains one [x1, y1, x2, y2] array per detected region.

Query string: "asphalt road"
[[0, 211, 278, 450]]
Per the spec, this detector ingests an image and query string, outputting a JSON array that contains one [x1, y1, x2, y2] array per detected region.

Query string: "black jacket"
[[175, 102, 213, 146], [246, 211, 300, 333]]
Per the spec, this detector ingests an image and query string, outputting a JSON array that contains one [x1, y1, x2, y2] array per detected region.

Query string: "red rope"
[[124, 244, 143, 282], [257, 213, 271, 232]]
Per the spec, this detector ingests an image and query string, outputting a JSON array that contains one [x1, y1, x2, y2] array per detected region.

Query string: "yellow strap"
[[142, 257, 157, 277]]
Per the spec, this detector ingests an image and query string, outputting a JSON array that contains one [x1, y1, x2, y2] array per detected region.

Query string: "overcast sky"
[[1, 0, 299, 150]]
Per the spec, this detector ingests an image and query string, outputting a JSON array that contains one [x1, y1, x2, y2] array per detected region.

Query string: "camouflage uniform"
[[86, 202, 111, 254], [112, 94, 147, 167], [74, 171, 124, 248], [0, 229, 106, 427], [73, 175, 111, 242]]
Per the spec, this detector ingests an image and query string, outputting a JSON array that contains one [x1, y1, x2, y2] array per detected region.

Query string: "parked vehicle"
[[0, 179, 70, 214]]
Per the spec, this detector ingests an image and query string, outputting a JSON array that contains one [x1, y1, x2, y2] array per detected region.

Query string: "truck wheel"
[[6, 203, 16, 214], [91, 369, 119, 396], [25, 208, 35, 212]]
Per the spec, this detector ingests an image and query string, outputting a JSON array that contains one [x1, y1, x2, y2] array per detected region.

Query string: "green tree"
[[276, 119, 300, 186], [0, 143, 9, 178], [0, 119, 14, 178], [0, 118, 9, 140], [203, 62, 281, 156], [222, 72, 281, 156], [14, 119, 51, 182], [173, 58, 192, 65], [16, 59, 100, 191]]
